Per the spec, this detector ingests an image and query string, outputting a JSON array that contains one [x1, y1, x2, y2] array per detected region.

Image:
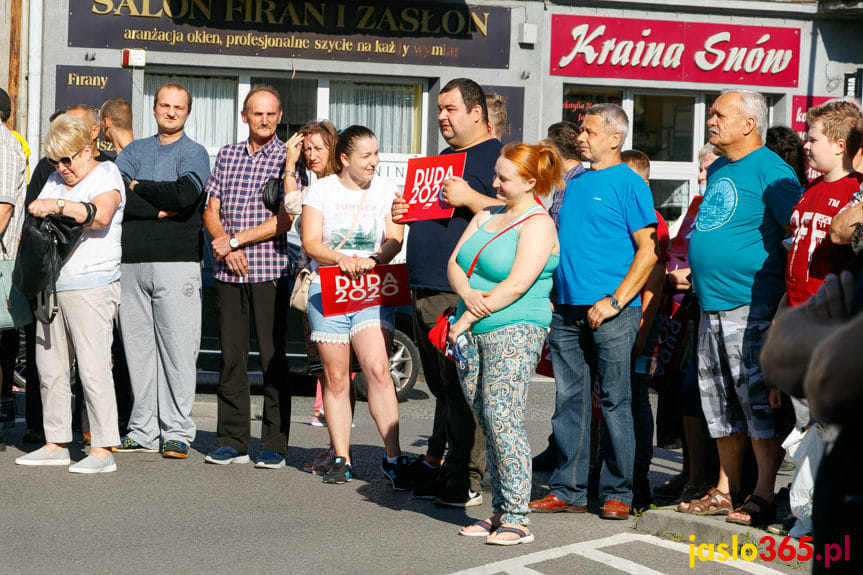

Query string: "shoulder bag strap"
[[332, 186, 371, 252], [466, 208, 545, 278]]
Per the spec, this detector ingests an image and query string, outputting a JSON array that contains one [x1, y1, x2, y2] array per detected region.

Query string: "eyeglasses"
[[48, 149, 82, 167]]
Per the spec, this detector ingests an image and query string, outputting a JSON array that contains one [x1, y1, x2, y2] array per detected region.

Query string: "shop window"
[[562, 86, 622, 128], [251, 77, 317, 139], [329, 81, 421, 154], [633, 94, 694, 162], [143, 74, 237, 157], [651, 180, 690, 222]]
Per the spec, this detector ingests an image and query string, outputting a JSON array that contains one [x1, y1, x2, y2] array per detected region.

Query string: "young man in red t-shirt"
[[787, 100, 863, 307]]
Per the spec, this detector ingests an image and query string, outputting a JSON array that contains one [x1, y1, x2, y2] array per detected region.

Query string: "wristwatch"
[[369, 255, 381, 265], [56, 199, 66, 215], [229, 234, 240, 250], [608, 295, 622, 312]]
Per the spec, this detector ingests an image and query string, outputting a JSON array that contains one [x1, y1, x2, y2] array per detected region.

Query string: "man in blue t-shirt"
[[686, 90, 801, 526], [113, 82, 211, 459], [392, 78, 501, 507], [528, 104, 658, 520]]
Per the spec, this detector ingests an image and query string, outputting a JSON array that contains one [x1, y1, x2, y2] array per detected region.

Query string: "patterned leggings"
[[457, 323, 547, 525]]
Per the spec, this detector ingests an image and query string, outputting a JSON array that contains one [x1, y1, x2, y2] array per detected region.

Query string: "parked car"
[[197, 231, 421, 402]]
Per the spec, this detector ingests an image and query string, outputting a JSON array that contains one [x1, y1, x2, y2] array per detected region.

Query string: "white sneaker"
[[15, 447, 71, 466], [69, 454, 117, 474]]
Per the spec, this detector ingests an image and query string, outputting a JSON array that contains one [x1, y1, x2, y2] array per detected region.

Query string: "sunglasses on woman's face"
[[48, 149, 82, 167]]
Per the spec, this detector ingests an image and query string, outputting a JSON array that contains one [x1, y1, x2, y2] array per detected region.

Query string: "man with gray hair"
[[529, 103, 658, 519], [682, 90, 801, 526]]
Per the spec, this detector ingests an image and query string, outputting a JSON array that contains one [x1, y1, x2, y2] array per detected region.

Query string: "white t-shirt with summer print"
[[302, 173, 397, 280]]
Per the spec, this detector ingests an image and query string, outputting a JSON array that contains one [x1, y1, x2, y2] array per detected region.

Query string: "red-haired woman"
[[447, 142, 563, 545]]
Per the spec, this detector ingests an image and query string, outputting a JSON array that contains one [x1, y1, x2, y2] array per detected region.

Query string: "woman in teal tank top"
[[447, 142, 563, 545]]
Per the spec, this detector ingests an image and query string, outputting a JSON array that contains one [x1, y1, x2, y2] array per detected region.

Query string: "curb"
[[636, 507, 788, 549]]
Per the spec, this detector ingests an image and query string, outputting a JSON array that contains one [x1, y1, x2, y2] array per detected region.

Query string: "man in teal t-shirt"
[[687, 90, 801, 526]]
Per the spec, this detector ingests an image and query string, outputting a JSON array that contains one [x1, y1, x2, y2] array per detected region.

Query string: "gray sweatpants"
[[120, 262, 201, 448]]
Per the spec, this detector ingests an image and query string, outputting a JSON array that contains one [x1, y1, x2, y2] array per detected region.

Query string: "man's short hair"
[[66, 104, 101, 131], [100, 98, 133, 132], [153, 82, 192, 114], [546, 121, 581, 161], [243, 84, 281, 114], [0, 89, 10, 123], [485, 92, 507, 139], [585, 103, 629, 143], [806, 99, 863, 159], [441, 78, 488, 124], [621, 149, 650, 181], [721, 89, 768, 144]]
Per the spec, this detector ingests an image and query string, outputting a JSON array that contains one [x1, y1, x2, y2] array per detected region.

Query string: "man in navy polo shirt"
[[393, 78, 501, 507], [529, 104, 658, 520]]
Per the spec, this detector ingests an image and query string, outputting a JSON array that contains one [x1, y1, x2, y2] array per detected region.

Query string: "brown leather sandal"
[[684, 487, 734, 516]]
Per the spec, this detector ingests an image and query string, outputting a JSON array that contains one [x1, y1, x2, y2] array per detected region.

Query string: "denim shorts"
[[307, 281, 394, 344]]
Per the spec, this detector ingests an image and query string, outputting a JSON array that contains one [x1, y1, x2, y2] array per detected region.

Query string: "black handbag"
[[13, 213, 87, 323], [261, 176, 282, 215]]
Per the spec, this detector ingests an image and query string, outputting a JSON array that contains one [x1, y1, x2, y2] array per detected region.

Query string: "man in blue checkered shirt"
[[202, 85, 298, 469]]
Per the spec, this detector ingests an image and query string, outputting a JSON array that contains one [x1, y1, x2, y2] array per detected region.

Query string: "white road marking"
[[576, 548, 667, 575], [447, 532, 790, 575]]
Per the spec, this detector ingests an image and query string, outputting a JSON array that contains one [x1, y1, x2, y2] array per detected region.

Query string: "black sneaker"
[[322, 457, 352, 484], [435, 482, 483, 507], [413, 474, 446, 499], [380, 455, 412, 490], [408, 456, 441, 487]]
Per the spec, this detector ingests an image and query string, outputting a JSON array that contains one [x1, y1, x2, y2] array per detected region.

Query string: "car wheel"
[[353, 328, 420, 403]]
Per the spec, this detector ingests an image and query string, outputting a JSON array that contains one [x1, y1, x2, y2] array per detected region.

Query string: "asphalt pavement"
[[1, 377, 804, 575]]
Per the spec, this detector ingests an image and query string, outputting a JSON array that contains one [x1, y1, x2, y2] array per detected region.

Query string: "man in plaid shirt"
[[202, 85, 298, 468], [0, 88, 26, 437]]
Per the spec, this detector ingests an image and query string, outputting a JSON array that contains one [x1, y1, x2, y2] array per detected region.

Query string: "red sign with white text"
[[319, 264, 411, 316], [791, 96, 833, 136], [400, 153, 466, 223], [551, 15, 800, 87]]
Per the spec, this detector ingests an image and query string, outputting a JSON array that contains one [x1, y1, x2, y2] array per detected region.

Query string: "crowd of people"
[[0, 75, 861, 559]]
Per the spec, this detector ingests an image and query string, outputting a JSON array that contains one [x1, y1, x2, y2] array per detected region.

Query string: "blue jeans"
[[548, 304, 640, 506]]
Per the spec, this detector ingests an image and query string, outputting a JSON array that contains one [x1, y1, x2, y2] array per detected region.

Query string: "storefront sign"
[[70, 1, 510, 68], [551, 15, 800, 87], [54, 65, 133, 154], [319, 264, 411, 316], [791, 96, 832, 137], [400, 153, 466, 223]]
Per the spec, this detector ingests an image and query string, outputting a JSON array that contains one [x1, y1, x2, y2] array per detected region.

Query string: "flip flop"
[[459, 519, 495, 537], [486, 526, 534, 546]]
